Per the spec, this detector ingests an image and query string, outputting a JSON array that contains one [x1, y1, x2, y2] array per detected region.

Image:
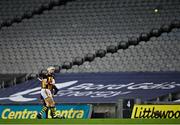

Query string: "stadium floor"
[[0, 119, 180, 125]]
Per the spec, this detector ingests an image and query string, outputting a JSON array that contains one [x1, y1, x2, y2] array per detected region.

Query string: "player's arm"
[[53, 84, 59, 95], [49, 74, 55, 85], [51, 79, 55, 85], [51, 77, 59, 95], [41, 78, 48, 89], [42, 79, 48, 85]]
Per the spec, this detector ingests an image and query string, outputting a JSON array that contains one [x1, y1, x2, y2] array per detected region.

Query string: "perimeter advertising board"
[[0, 72, 180, 104], [0, 104, 92, 119], [131, 104, 180, 119]]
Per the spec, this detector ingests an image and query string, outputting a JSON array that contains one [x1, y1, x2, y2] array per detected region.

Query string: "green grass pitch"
[[0, 119, 180, 124]]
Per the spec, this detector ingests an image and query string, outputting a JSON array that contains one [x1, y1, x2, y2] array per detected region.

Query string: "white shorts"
[[41, 89, 52, 99]]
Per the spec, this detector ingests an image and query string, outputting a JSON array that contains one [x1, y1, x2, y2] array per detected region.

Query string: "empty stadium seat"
[[0, 0, 179, 74], [67, 29, 180, 72]]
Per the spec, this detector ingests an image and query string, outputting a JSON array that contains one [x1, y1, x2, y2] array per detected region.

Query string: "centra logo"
[[47, 108, 84, 119], [1, 108, 37, 119], [131, 105, 180, 119]]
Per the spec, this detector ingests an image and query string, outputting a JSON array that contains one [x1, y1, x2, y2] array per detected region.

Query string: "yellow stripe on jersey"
[[41, 79, 48, 89]]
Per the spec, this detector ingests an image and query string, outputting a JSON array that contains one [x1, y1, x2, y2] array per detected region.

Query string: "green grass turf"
[[0, 119, 180, 124]]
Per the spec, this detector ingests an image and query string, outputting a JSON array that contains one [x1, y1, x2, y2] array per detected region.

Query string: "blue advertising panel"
[[0, 104, 92, 119], [0, 72, 180, 104]]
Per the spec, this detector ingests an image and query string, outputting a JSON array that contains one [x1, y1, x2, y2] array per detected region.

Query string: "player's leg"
[[38, 98, 48, 118], [49, 98, 56, 118], [41, 96, 49, 119], [45, 105, 49, 119], [37, 90, 49, 119], [37, 104, 48, 119], [45, 90, 57, 118]]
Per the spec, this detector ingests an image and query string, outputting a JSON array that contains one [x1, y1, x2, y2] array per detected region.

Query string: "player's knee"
[[50, 102, 55, 107], [45, 99, 50, 107], [51, 103, 55, 107], [45, 102, 50, 107]]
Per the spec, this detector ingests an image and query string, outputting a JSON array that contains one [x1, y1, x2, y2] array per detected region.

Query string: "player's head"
[[47, 66, 55, 74]]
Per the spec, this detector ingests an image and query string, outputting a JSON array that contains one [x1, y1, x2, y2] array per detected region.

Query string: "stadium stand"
[[0, 0, 67, 28], [0, 0, 180, 75], [67, 28, 180, 73]]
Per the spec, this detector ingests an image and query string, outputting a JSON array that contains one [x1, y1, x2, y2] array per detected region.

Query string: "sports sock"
[[39, 106, 48, 115], [50, 107, 56, 118]]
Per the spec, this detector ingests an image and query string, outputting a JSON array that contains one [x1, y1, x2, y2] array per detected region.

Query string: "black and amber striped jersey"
[[48, 83, 54, 91], [41, 79, 48, 89], [41, 74, 55, 89]]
